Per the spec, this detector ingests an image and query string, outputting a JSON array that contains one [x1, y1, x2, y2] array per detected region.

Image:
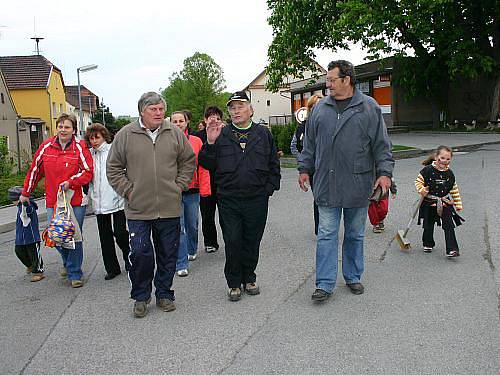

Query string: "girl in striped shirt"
[[415, 145, 464, 257]]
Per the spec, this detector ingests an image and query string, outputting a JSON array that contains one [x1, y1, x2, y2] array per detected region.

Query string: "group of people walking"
[[13, 59, 463, 317]]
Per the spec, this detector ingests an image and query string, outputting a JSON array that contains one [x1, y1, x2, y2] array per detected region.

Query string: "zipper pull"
[[337, 113, 340, 120]]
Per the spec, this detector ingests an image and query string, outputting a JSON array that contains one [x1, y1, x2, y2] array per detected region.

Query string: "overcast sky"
[[1, 0, 367, 116]]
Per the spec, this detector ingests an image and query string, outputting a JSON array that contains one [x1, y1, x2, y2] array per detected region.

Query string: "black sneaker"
[[347, 283, 364, 295], [311, 289, 330, 302]]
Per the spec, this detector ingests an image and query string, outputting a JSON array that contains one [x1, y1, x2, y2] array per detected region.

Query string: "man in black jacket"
[[198, 91, 281, 302]]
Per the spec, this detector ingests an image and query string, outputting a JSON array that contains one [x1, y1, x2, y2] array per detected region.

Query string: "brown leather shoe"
[[30, 273, 45, 282], [347, 283, 364, 295]]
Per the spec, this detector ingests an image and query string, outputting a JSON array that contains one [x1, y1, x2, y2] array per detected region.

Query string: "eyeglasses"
[[326, 76, 343, 83]]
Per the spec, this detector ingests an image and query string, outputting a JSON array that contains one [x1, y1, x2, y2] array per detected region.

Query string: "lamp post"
[[77, 64, 98, 136], [101, 98, 106, 126]]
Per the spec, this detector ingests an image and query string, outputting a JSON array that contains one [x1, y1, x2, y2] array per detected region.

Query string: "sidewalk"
[[1, 132, 500, 234]]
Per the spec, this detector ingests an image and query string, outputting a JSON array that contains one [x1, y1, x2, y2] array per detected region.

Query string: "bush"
[[270, 123, 297, 155], [0, 136, 14, 177], [0, 175, 45, 206]]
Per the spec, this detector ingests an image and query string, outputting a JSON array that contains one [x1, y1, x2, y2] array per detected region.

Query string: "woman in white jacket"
[[86, 123, 130, 280]]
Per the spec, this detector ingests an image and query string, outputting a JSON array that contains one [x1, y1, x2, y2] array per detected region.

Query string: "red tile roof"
[[0, 55, 64, 90], [65, 85, 99, 111]]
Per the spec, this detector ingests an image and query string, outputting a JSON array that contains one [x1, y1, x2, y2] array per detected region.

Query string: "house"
[[66, 85, 99, 131], [0, 55, 66, 136], [244, 62, 326, 125], [289, 58, 441, 128], [0, 68, 42, 172]]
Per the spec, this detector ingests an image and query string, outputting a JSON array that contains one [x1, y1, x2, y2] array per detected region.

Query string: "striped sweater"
[[415, 163, 462, 210]]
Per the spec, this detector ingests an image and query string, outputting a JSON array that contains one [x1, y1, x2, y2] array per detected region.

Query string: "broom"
[[395, 195, 425, 250]]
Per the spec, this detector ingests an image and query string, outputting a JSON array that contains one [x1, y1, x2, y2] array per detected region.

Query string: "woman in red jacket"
[[171, 111, 211, 277], [20, 113, 94, 287]]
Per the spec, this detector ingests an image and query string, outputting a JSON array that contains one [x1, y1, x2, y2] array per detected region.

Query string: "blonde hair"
[[421, 145, 453, 166], [306, 94, 323, 114]]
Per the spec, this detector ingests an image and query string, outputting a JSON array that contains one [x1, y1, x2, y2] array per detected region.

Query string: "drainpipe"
[[15, 117, 21, 172]]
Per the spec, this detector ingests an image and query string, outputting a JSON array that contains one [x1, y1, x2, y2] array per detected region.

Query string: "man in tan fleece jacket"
[[107, 92, 195, 318]]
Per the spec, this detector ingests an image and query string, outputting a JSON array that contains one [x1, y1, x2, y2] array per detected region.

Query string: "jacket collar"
[[94, 142, 111, 153], [50, 135, 75, 150], [324, 88, 364, 110], [131, 119, 172, 134]]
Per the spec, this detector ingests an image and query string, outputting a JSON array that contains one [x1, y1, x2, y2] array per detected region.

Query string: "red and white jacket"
[[186, 132, 211, 197], [22, 136, 94, 207]]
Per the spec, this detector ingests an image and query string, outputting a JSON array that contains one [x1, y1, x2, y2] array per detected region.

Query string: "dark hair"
[[421, 145, 453, 166], [171, 111, 188, 122], [327, 60, 356, 86], [204, 106, 223, 119], [182, 110, 192, 122], [85, 123, 112, 143], [56, 113, 78, 133]]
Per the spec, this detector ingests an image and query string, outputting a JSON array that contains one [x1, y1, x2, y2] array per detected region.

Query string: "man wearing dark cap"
[[198, 91, 281, 302]]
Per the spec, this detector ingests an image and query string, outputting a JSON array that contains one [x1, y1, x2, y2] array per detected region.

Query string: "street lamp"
[[101, 98, 106, 126], [77, 64, 98, 136]]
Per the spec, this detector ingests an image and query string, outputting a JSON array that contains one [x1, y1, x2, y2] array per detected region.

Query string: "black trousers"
[[200, 194, 219, 249], [96, 210, 130, 274], [218, 195, 269, 288], [422, 205, 459, 253], [15, 243, 44, 273]]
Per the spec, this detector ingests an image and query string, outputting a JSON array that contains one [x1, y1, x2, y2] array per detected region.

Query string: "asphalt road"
[[1, 145, 499, 375]]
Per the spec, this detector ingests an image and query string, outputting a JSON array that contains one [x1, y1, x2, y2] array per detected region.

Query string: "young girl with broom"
[[415, 145, 464, 257]]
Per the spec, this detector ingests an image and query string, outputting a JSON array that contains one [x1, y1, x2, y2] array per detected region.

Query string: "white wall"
[[249, 88, 291, 124]]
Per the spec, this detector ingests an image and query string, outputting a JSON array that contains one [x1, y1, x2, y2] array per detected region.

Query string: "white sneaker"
[[205, 246, 218, 253], [177, 269, 189, 277], [188, 254, 197, 261], [423, 246, 433, 253]]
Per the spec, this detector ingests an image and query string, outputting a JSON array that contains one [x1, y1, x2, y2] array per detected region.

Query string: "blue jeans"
[[316, 206, 368, 293], [176, 193, 200, 271], [128, 218, 180, 301], [46, 205, 86, 281]]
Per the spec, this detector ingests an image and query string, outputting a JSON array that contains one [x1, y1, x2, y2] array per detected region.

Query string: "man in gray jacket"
[[298, 60, 394, 301], [107, 92, 195, 317]]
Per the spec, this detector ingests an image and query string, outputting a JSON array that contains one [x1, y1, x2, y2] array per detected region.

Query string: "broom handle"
[[403, 196, 425, 237]]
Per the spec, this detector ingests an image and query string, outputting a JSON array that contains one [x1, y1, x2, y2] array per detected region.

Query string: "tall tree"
[[162, 52, 230, 127], [267, 0, 499, 122]]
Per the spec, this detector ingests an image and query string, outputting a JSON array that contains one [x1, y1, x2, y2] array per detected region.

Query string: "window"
[[59, 103, 63, 114], [266, 100, 271, 107], [52, 102, 57, 118], [0, 93, 4, 104]]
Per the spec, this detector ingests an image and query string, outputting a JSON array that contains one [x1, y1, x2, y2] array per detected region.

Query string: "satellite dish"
[[295, 107, 308, 124]]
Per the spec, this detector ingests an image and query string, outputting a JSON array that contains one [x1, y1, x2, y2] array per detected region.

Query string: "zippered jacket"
[[186, 133, 211, 197], [106, 120, 196, 220], [90, 142, 125, 214], [299, 89, 394, 208], [15, 200, 40, 245], [198, 123, 281, 198], [22, 136, 94, 207]]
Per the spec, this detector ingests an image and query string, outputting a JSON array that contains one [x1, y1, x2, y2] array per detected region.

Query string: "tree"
[[161, 52, 230, 127], [92, 106, 119, 134], [266, 0, 499, 122]]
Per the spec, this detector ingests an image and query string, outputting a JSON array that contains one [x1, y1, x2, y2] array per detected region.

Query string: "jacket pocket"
[[217, 145, 238, 173]]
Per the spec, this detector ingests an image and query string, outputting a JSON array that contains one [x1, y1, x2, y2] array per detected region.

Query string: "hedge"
[[270, 123, 297, 155], [0, 175, 45, 206]]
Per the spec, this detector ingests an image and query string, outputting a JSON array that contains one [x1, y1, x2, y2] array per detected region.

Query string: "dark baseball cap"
[[226, 91, 250, 106]]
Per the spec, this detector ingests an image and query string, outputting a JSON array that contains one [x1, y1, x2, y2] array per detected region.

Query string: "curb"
[[280, 140, 500, 168]]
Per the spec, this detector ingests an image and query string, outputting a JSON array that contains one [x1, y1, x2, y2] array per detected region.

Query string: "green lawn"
[[392, 144, 416, 151]]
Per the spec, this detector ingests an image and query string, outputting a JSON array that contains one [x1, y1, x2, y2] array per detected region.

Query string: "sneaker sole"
[[311, 295, 329, 302], [156, 303, 176, 312]]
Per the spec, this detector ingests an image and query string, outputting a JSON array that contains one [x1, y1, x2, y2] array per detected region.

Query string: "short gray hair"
[[138, 92, 166, 114]]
